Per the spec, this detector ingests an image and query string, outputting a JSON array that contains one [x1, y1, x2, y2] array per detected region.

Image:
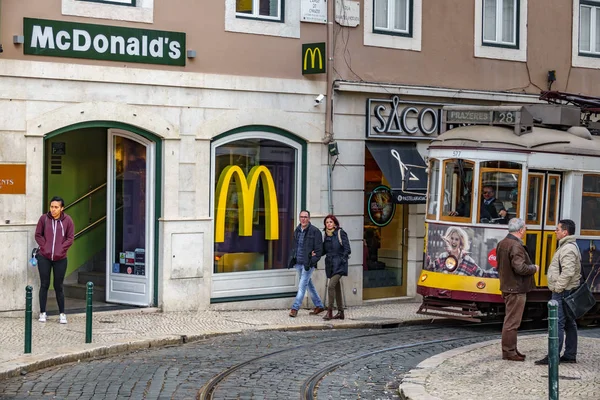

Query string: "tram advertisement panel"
[[576, 239, 600, 294], [424, 223, 504, 278]]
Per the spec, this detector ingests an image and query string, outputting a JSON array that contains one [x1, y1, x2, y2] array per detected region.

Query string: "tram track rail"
[[196, 321, 541, 400]]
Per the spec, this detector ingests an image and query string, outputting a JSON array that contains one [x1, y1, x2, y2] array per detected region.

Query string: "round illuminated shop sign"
[[368, 185, 396, 227]]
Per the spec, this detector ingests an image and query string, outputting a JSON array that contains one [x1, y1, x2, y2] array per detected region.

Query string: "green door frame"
[[44, 121, 163, 305]]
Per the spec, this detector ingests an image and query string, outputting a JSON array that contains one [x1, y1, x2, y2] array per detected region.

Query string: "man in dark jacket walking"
[[35, 196, 75, 324], [288, 210, 325, 317], [496, 217, 539, 361]]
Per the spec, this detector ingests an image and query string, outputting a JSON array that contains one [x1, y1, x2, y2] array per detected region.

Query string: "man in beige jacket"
[[535, 219, 582, 365]]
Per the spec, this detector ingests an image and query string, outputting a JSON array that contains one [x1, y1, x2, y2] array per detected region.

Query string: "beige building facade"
[[0, 0, 599, 313]]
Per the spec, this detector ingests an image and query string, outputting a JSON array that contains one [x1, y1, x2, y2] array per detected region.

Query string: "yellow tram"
[[418, 93, 600, 322]]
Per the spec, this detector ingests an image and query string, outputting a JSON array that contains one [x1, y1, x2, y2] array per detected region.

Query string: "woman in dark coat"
[[322, 214, 351, 320]]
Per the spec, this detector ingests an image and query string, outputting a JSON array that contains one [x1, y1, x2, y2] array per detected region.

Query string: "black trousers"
[[37, 255, 68, 314]]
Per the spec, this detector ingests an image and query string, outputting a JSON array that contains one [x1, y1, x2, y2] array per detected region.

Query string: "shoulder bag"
[[560, 243, 597, 319]]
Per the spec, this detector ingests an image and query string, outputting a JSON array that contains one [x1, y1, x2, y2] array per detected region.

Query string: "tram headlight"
[[444, 256, 458, 272], [476, 281, 486, 290], [420, 274, 428, 282]]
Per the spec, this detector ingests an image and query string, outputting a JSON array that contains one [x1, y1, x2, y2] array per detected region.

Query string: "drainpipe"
[[0, 0, 4, 55], [325, 0, 335, 215]]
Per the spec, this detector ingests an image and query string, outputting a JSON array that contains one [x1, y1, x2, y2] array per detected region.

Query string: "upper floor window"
[[474, 0, 526, 62], [77, 0, 135, 6], [236, 0, 283, 21], [579, 1, 600, 55], [63, 0, 153, 23], [374, 0, 412, 36], [483, 0, 519, 48]]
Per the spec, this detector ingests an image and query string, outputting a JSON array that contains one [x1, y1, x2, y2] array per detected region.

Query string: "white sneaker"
[[38, 312, 47, 322], [59, 313, 67, 324]]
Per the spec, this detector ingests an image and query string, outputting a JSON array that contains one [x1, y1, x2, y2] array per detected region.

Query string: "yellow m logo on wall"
[[214, 165, 279, 243], [302, 42, 326, 75]]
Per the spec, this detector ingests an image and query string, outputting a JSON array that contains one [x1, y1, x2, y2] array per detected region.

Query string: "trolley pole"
[[548, 300, 559, 400], [85, 282, 93, 343], [24, 286, 33, 354]]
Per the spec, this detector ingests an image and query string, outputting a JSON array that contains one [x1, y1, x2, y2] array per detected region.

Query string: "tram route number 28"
[[493, 111, 516, 124]]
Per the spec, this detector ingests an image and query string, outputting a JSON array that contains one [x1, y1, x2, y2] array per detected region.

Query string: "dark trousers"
[[501, 292, 527, 357], [552, 289, 578, 359], [37, 255, 68, 314], [327, 274, 343, 310]]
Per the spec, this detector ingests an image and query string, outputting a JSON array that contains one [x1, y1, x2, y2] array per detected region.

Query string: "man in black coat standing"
[[288, 210, 325, 317]]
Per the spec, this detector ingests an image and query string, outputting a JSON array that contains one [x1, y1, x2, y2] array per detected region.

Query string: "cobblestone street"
[[0, 322, 506, 399]]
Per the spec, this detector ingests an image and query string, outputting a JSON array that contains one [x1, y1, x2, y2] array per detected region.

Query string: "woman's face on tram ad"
[[448, 233, 461, 252]]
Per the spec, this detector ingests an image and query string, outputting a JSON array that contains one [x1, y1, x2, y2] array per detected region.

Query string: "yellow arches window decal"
[[214, 165, 279, 243]]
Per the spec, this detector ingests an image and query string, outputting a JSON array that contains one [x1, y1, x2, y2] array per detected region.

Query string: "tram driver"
[[480, 185, 508, 224], [449, 185, 508, 224]]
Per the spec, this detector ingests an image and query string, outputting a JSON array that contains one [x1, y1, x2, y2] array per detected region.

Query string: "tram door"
[[523, 171, 561, 287]]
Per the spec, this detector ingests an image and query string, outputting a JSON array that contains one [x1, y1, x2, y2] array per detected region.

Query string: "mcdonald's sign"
[[214, 165, 279, 243], [302, 42, 326, 75]]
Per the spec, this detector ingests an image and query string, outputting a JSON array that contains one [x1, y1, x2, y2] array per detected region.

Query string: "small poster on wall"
[[301, 0, 327, 24]]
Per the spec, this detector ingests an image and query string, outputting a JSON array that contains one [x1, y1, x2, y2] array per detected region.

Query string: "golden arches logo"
[[214, 165, 279, 243], [303, 47, 323, 70]]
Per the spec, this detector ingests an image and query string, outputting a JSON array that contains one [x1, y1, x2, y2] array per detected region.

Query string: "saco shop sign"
[[366, 96, 447, 140], [214, 165, 279, 243], [23, 18, 185, 66]]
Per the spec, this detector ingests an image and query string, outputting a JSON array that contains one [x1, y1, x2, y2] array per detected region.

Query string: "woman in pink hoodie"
[[34, 196, 75, 324]]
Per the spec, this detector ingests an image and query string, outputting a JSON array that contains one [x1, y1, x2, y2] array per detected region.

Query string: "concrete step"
[[78, 271, 105, 287], [63, 283, 106, 302]]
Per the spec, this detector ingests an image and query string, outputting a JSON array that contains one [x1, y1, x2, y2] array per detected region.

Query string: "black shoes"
[[534, 355, 577, 365], [559, 356, 577, 363], [534, 356, 549, 365]]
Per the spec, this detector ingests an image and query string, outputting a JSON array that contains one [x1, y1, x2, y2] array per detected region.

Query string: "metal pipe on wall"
[[325, 0, 335, 215]]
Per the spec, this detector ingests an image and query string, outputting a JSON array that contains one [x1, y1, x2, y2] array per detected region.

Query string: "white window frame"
[[474, 0, 527, 62], [225, 0, 299, 38], [78, 0, 136, 6], [236, 0, 283, 22], [364, 0, 422, 51], [373, 0, 411, 36], [62, 0, 153, 23], [482, 0, 518, 47], [574, 1, 600, 68]]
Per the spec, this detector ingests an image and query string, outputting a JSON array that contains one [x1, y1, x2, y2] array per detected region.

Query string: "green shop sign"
[[23, 18, 186, 66]]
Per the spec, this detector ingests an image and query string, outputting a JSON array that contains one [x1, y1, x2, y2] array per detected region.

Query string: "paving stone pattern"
[[423, 330, 600, 400], [0, 324, 500, 400]]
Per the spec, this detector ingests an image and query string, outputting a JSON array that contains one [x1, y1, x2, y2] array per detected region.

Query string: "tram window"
[[581, 174, 600, 232], [478, 164, 521, 224], [546, 176, 560, 226], [526, 174, 543, 225], [441, 159, 474, 219], [427, 159, 440, 218]]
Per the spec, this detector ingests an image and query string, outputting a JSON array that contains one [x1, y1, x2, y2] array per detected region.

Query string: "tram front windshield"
[[428, 159, 521, 224]]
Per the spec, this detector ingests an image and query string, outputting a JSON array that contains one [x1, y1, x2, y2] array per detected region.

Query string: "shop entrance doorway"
[[362, 148, 408, 299], [43, 126, 156, 312]]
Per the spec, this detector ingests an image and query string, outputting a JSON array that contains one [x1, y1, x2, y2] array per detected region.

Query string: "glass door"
[[106, 130, 154, 306]]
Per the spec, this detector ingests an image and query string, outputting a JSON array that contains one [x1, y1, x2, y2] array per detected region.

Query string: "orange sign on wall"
[[0, 164, 26, 194]]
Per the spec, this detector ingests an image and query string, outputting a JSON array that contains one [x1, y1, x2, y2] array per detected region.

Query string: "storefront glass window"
[[213, 138, 296, 273]]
